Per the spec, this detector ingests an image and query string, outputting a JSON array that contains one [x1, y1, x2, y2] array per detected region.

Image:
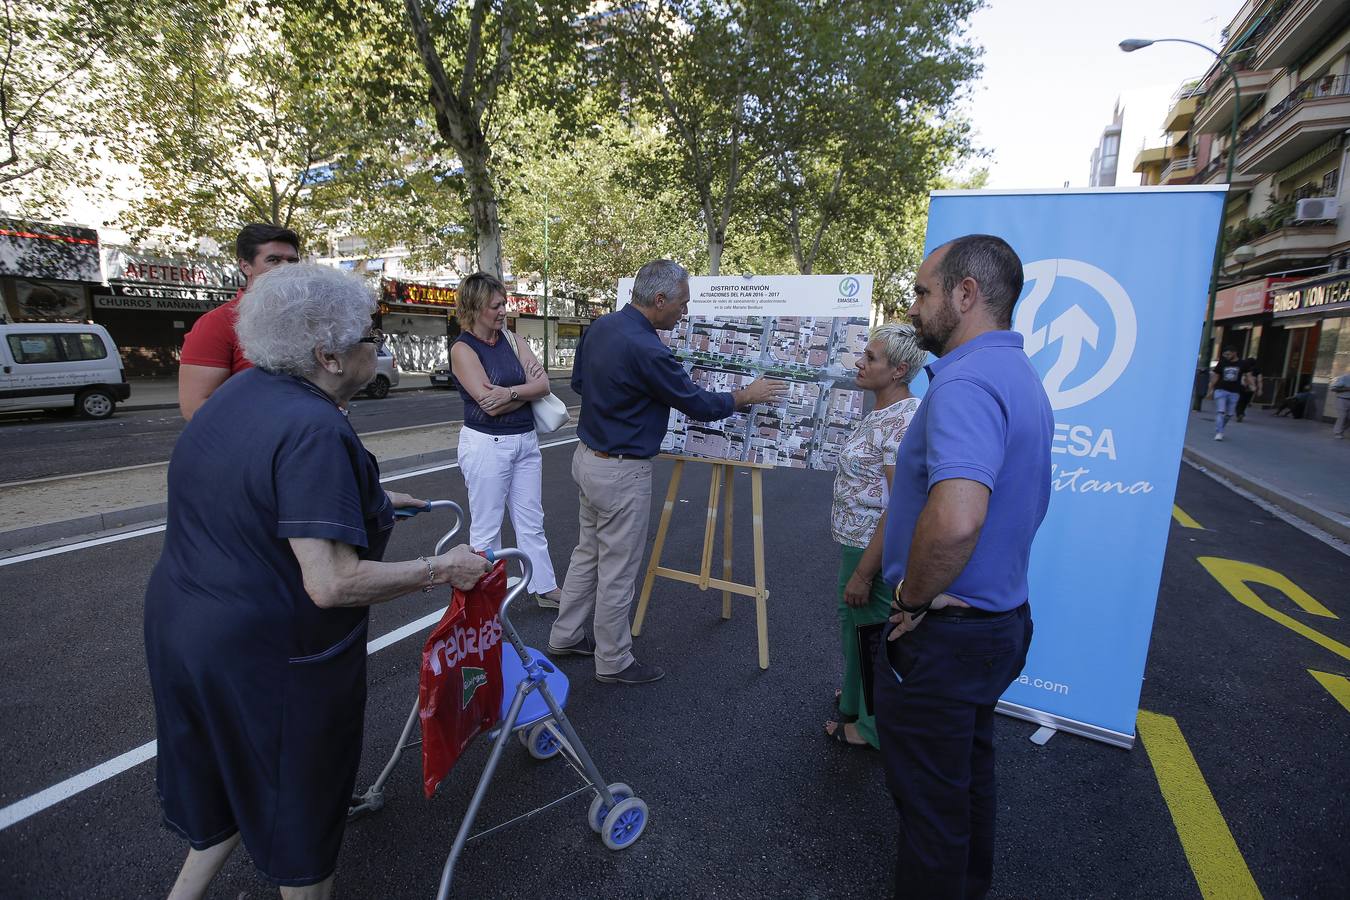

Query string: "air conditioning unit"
[[1294, 197, 1339, 221]]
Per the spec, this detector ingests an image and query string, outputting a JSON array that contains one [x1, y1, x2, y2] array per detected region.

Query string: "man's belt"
[[926, 604, 1012, 619], [588, 446, 650, 461]]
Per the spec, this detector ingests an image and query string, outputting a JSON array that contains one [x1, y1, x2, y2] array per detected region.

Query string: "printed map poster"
[[617, 275, 874, 471]]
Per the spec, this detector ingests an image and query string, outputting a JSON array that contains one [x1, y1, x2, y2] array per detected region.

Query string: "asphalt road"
[[0, 443, 1346, 899], [0, 383, 582, 483]]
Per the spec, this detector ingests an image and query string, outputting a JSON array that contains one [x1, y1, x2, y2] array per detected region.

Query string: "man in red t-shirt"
[[178, 224, 302, 420]]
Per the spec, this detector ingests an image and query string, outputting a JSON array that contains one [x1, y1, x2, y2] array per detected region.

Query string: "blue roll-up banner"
[[922, 187, 1226, 748]]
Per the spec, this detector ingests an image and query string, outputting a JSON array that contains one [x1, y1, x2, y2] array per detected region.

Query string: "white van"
[[0, 322, 131, 419]]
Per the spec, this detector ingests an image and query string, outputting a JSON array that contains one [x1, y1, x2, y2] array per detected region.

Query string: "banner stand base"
[[1029, 726, 1057, 746], [996, 700, 1135, 750]]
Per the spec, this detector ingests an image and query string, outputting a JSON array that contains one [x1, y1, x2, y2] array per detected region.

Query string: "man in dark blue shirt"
[[548, 259, 786, 684], [876, 235, 1052, 899]]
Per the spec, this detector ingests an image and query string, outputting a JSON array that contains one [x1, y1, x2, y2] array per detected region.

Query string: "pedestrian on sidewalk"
[[877, 234, 1050, 899], [177, 223, 301, 421], [824, 323, 924, 750], [450, 271, 563, 607], [1236, 357, 1261, 421], [1331, 371, 1350, 439], [145, 264, 489, 899], [1209, 348, 1243, 440], [548, 259, 787, 685]]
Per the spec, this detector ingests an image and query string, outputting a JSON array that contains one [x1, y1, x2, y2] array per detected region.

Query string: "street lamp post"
[[542, 194, 550, 373], [1121, 37, 1243, 410]]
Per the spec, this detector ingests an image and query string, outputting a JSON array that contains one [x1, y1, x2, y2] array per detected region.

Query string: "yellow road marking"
[[1137, 710, 1262, 900], [1308, 670, 1350, 714], [1172, 505, 1204, 529], [1197, 558, 1349, 661]]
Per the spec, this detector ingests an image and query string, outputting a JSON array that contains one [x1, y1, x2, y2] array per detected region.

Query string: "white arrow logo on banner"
[[1015, 259, 1137, 411]]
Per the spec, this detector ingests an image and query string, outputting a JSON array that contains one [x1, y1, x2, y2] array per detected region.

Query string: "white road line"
[[0, 741, 160, 831], [0, 436, 580, 566], [0, 525, 169, 568], [0, 434, 582, 830], [0, 604, 454, 832]]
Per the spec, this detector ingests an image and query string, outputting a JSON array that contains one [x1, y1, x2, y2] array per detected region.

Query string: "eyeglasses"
[[359, 329, 385, 347]]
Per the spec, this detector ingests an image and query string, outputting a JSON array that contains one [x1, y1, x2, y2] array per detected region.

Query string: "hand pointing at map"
[[733, 376, 789, 409]]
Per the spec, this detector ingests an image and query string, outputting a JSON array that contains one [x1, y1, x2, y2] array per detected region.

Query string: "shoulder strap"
[[503, 329, 518, 355]]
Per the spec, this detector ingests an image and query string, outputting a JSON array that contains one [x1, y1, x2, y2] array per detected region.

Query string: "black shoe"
[[595, 660, 665, 685], [546, 633, 595, 656]]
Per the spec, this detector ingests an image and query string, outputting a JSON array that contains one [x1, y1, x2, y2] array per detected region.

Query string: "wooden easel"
[[631, 453, 773, 669]]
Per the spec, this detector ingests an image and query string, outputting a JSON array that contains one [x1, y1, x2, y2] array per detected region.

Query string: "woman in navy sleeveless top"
[[450, 272, 563, 606]]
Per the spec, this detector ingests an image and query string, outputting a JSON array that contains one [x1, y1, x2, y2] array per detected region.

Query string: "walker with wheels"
[[348, 500, 650, 898]]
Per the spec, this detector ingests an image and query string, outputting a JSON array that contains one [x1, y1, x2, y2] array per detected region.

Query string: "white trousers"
[[456, 426, 559, 593]]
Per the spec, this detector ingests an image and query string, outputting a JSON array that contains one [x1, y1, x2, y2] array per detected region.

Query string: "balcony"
[[1223, 222, 1338, 272], [1162, 96, 1200, 134], [1253, 0, 1349, 70], [1194, 151, 1260, 192], [1193, 68, 1279, 134], [1237, 75, 1350, 173], [1160, 154, 1198, 184]]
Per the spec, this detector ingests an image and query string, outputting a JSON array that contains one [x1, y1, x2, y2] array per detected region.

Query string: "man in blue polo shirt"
[[876, 234, 1052, 899], [548, 259, 786, 685]]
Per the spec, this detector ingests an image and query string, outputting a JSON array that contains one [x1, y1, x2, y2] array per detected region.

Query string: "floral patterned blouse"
[[830, 396, 921, 549]]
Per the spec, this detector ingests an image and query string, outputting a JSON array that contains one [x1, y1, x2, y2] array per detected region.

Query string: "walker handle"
[[421, 500, 464, 555], [484, 548, 534, 661]]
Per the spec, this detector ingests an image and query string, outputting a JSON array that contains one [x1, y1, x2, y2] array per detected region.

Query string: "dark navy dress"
[[144, 367, 394, 886]]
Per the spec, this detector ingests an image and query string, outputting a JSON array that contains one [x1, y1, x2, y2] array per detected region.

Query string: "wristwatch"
[[892, 580, 931, 616], [510, 389, 519, 401]]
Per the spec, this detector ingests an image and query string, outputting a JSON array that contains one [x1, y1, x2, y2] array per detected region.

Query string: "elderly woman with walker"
[[825, 323, 926, 749], [144, 264, 489, 899], [450, 271, 564, 607]]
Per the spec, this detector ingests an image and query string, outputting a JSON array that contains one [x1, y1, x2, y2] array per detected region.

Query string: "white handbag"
[[504, 330, 571, 434]]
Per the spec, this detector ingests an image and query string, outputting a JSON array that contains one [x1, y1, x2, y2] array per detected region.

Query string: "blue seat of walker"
[[500, 646, 569, 729]]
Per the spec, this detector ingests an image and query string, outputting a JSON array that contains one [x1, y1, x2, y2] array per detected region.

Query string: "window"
[[7, 334, 61, 363], [6, 332, 107, 363], [58, 333, 107, 361], [1323, 168, 1339, 196]]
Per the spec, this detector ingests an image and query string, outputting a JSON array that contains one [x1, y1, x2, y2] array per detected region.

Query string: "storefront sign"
[[103, 247, 243, 291], [94, 293, 226, 313], [1213, 276, 1298, 320], [507, 294, 539, 315], [383, 278, 456, 309], [1272, 272, 1350, 317], [8, 279, 88, 320], [0, 219, 100, 282]]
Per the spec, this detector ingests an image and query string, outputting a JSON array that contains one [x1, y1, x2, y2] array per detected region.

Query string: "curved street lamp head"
[[1119, 38, 1155, 52]]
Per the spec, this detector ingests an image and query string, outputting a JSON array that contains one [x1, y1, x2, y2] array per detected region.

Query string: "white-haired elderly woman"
[[825, 323, 927, 750], [144, 264, 489, 899]]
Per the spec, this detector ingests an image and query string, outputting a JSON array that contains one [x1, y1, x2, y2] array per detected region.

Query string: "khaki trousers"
[[549, 443, 653, 675]]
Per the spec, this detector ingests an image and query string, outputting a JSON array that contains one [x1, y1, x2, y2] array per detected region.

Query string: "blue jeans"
[[1213, 390, 1238, 433], [874, 604, 1033, 900]]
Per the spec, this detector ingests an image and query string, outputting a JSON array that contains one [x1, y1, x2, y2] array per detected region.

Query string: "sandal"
[[824, 720, 872, 749], [832, 689, 857, 724]]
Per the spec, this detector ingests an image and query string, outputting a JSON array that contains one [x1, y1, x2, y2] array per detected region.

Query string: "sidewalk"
[[1183, 401, 1349, 542]]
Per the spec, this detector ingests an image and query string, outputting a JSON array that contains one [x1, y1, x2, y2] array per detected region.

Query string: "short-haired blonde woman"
[[144, 264, 489, 898], [450, 271, 562, 606], [826, 323, 926, 749]]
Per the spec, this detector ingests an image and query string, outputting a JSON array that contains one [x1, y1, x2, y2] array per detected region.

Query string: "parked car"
[[429, 364, 457, 390], [0, 322, 130, 419], [361, 345, 400, 399]]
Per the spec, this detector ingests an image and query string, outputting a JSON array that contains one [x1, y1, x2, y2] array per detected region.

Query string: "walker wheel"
[[525, 722, 562, 760], [601, 797, 648, 850], [586, 782, 633, 834]]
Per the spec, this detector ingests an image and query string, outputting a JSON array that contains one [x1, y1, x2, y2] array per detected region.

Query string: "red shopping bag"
[[419, 559, 506, 797]]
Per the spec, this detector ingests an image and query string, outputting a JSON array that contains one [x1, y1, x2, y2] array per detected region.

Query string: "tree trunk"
[[461, 144, 503, 278]]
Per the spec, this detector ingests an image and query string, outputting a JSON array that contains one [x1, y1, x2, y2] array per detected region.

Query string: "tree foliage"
[[0, 0, 135, 215]]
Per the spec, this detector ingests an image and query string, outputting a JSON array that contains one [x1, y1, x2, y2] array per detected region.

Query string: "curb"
[[1182, 446, 1350, 543]]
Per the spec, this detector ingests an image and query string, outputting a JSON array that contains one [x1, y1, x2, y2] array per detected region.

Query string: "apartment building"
[[1133, 0, 1350, 421]]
